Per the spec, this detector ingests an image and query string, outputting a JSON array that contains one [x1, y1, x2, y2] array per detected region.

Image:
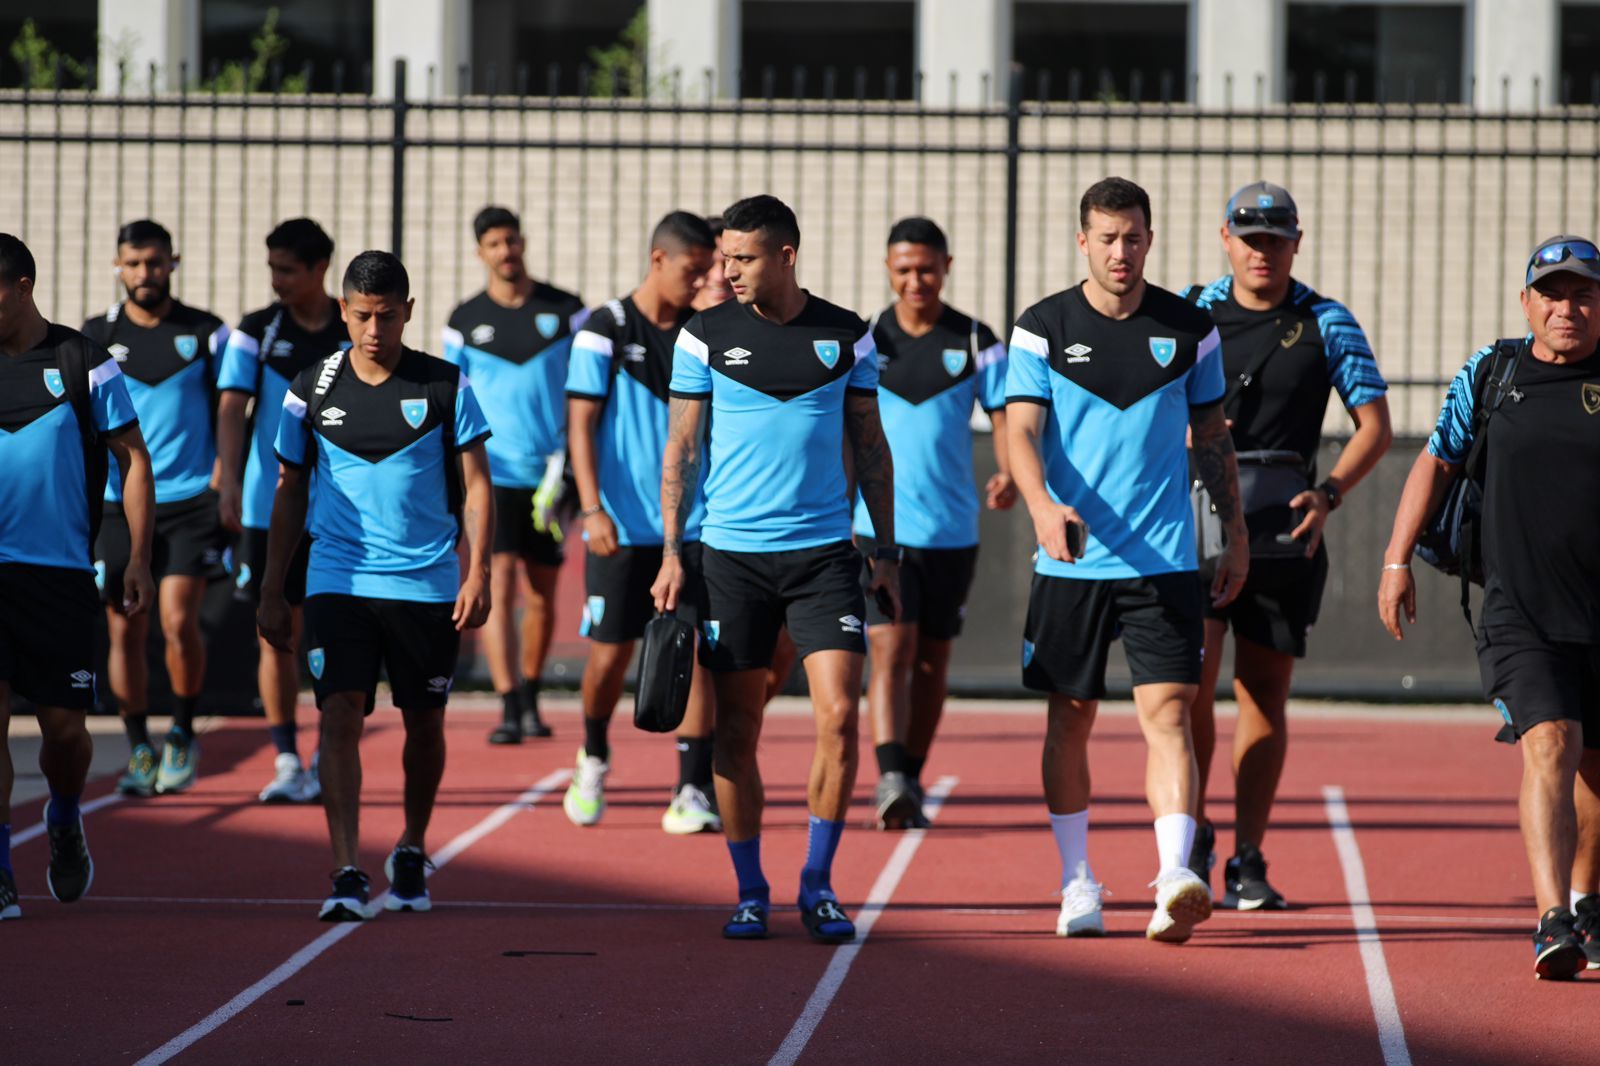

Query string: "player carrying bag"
[[633, 611, 694, 732]]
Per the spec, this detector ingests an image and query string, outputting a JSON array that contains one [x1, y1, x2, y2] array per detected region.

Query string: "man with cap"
[[1184, 182, 1392, 910], [1380, 234, 1600, 981]]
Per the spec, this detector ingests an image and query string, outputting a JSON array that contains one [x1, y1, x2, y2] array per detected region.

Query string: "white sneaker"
[[563, 749, 608, 826], [259, 753, 304, 804], [661, 784, 722, 835], [1056, 862, 1105, 937], [299, 751, 322, 803], [1146, 866, 1213, 943]]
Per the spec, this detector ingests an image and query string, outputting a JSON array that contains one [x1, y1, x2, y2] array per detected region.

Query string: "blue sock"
[[269, 724, 298, 757], [0, 824, 11, 874], [799, 816, 845, 905], [46, 792, 80, 827], [726, 836, 770, 904]]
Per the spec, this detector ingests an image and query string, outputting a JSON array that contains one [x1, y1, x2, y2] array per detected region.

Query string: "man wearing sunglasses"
[[1185, 183, 1392, 910], [1379, 234, 1600, 981]]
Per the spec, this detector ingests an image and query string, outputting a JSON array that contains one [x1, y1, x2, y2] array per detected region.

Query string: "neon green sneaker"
[[562, 749, 608, 826], [117, 743, 157, 797]]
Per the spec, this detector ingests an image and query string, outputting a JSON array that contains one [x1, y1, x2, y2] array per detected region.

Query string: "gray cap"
[[1225, 181, 1300, 239], [1526, 234, 1600, 287]]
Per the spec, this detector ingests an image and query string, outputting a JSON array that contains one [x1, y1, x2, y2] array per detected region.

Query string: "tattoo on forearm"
[[1192, 415, 1242, 526], [846, 401, 895, 543], [662, 398, 702, 555]]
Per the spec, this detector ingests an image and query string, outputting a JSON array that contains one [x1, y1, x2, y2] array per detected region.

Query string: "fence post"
[[1002, 62, 1024, 335], [391, 58, 408, 258]]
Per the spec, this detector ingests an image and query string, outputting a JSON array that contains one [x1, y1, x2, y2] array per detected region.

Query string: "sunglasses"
[[1526, 239, 1600, 284], [1229, 206, 1298, 231]]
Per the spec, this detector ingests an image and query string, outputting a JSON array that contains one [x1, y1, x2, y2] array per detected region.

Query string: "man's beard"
[[125, 280, 169, 311]]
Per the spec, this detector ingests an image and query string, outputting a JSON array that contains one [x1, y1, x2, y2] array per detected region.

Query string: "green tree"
[[8, 18, 89, 90], [203, 8, 308, 93], [587, 5, 648, 97]]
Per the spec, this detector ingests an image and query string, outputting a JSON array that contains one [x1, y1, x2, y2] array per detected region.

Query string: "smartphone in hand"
[[1064, 519, 1086, 559]]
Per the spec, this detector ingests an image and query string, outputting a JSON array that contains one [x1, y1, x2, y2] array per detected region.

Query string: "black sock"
[[519, 677, 542, 713], [906, 753, 927, 782], [583, 715, 610, 763], [678, 735, 714, 790], [875, 741, 911, 777], [499, 689, 522, 725], [124, 713, 151, 749], [172, 696, 198, 737]]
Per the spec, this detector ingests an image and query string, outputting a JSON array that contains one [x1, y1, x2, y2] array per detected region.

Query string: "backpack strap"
[[429, 364, 465, 542], [301, 349, 350, 472], [1455, 337, 1527, 627], [58, 338, 110, 560]]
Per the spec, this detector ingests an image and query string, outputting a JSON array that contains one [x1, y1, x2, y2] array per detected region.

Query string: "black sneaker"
[[0, 867, 19, 920], [319, 866, 373, 921], [1572, 895, 1600, 971], [1222, 843, 1287, 910], [520, 705, 553, 739], [488, 718, 522, 745], [44, 806, 94, 903], [1187, 821, 1216, 888], [1534, 906, 1587, 980], [383, 846, 434, 912]]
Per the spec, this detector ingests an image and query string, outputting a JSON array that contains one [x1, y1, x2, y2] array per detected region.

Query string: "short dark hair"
[[342, 250, 410, 301], [1079, 177, 1152, 231], [705, 215, 725, 238], [650, 210, 716, 254], [266, 217, 334, 268], [473, 205, 521, 242], [721, 195, 800, 251], [117, 219, 173, 252], [0, 233, 36, 285], [886, 216, 949, 255]]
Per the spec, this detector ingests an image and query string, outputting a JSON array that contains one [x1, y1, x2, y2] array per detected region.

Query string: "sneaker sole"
[[0, 903, 19, 920], [384, 895, 433, 913], [319, 898, 372, 921], [155, 776, 196, 795], [662, 816, 722, 835], [487, 729, 522, 745], [563, 792, 604, 827], [1057, 917, 1106, 937], [259, 786, 300, 804], [1535, 942, 1587, 980], [1148, 883, 1212, 943], [117, 781, 156, 798], [722, 924, 768, 940]]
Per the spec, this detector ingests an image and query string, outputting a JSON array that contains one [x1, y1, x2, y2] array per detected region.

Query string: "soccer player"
[[564, 211, 719, 833], [858, 217, 1015, 830], [1185, 183, 1392, 908], [217, 218, 350, 804], [259, 251, 493, 921], [83, 220, 229, 798], [1006, 177, 1247, 943], [1380, 235, 1600, 980], [654, 195, 900, 942], [443, 206, 586, 745], [0, 233, 155, 919]]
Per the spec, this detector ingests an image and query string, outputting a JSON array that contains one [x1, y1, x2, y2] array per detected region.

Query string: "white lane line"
[[1324, 785, 1413, 1066], [768, 775, 958, 1066], [132, 767, 571, 1066], [11, 791, 124, 846]]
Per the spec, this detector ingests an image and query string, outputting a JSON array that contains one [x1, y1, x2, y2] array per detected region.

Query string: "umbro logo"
[[622, 343, 647, 362], [839, 615, 862, 633], [69, 670, 93, 688], [471, 324, 495, 345], [1064, 343, 1093, 363], [314, 352, 344, 395], [321, 406, 347, 426], [108, 343, 130, 362], [271, 339, 294, 357], [427, 676, 452, 693], [724, 346, 752, 366]]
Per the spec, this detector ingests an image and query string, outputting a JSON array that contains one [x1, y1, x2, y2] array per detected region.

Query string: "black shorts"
[[231, 526, 310, 607], [583, 541, 702, 644], [302, 594, 461, 713], [698, 541, 867, 672], [1022, 571, 1205, 699], [0, 564, 100, 711], [492, 485, 564, 566], [96, 488, 226, 609], [1476, 623, 1600, 749], [1205, 544, 1328, 658], [857, 537, 977, 640]]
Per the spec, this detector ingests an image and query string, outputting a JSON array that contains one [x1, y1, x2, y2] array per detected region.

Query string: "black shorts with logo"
[[857, 536, 978, 640], [1477, 622, 1600, 749], [0, 564, 100, 711], [232, 526, 310, 607], [492, 485, 565, 566], [96, 488, 227, 610], [302, 594, 461, 713], [698, 541, 867, 672], [1204, 543, 1328, 658], [1022, 571, 1205, 699], [583, 541, 702, 644]]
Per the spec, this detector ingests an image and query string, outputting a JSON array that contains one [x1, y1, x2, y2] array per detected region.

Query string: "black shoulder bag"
[[634, 611, 695, 733]]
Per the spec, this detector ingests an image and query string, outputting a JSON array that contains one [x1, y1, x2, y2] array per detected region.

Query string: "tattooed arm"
[[1189, 400, 1249, 607], [845, 392, 901, 620], [652, 395, 708, 612]]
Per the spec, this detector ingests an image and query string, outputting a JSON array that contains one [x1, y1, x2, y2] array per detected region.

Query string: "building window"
[[1, 3, 97, 88], [1014, 2, 1189, 102], [1285, 3, 1465, 103], [470, 0, 643, 96], [1561, 4, 1600, 104], [201, 0, 372, 92], [740, 1, 915, 100]]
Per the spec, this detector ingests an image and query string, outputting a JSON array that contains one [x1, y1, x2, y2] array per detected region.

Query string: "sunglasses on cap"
[[1526, 239, 1600, 285], [1228, 205, 1298, 231]]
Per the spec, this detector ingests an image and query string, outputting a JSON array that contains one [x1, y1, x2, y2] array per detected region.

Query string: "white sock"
[[1154, 813, 1196, 875], [1049, 810, 1091, 888]]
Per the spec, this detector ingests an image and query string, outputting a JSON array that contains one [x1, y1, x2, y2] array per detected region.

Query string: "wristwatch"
[[1317, 480, 1342, 511], [873, 546, 904, 564]]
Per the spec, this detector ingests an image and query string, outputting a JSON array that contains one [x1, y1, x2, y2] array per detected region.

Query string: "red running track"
[[0, 699, 1583, 1064]]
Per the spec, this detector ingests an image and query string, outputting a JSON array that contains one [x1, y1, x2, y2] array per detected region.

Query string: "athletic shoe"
[[722, 899, 769, 940], [1222, 843, 1287, 910], [1573, 894, 1600, 970], [487, 719, 523, 745], [799, 894, 856, 943], [0, 868, 20, 920], [875, 771, 920, 830], [563, 749, 608, 826], [1533, 907, 1586, 980], [1146, 867, 1213, 943], [300, 751, 322, 804], [661, 784, 722, 835], [1187, 820, 1216, 888], [43, 803, 94, 903], [1056, 862, 1106, 937], [259, 752, 304, 804], [117, 743, 157, 797], [383, 846, 434, 912], [520, 706, 553, 739], [155, 728, 199, 794], [319, 867, 373, 921]]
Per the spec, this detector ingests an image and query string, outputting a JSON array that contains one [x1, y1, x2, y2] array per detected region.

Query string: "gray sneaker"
[[875, 772, 921, 830]]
